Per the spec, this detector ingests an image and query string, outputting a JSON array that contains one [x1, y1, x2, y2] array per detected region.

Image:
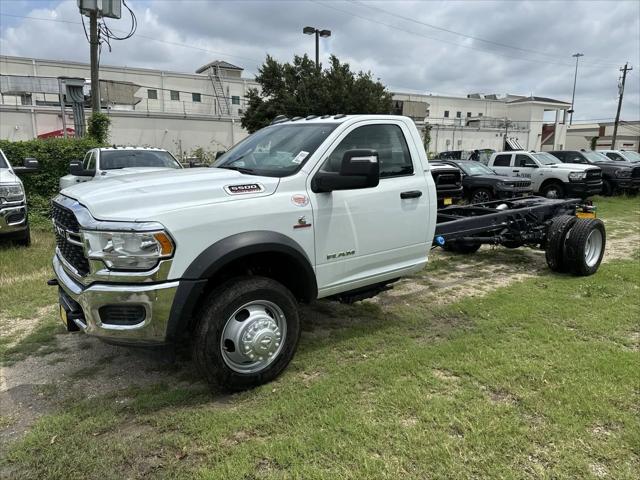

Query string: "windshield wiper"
[[217, 165, 257, 175]]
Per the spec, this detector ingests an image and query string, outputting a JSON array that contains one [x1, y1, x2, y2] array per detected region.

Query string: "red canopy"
[[37, 128, 75, 139]]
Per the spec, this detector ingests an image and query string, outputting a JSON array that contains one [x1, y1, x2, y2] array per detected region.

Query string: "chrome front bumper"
[[0, 204, 28, 235], [53, 254, 178, 345]]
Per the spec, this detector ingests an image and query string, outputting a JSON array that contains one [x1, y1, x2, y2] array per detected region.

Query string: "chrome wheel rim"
[[584, 229, 603, 267], [545, 188, 560, 199], [220, 300, 287, 374]]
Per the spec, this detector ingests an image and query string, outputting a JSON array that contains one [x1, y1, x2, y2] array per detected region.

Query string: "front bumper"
[[565, 180, 602, 197], [53, 254, 178, 345], [0, 204, 28, 236]]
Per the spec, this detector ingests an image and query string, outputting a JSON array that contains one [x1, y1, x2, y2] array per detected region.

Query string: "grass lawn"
[[1, 196, 639, 479]]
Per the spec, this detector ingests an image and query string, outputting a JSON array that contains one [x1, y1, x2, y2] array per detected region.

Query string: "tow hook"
[[47, 278, 59, 286]]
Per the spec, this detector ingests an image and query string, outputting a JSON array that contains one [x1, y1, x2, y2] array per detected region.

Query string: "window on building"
[[192, 93, 201, 103], [425, 109, 430, 117], [147, 89, 158, 100], [231, 95, 240, 105], [493, 154, 512, 167], [170, 90, 180, 101], [467, 112, 472, 118], [20, 94, 33, 105], [478, 113, 483, 117], [322, 124, 414, 178], [444, 110, 450, 118], [456, 111, 462, 118]]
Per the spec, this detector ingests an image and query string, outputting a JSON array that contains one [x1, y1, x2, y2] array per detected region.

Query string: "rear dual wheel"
[[545, 216, 605, 276]]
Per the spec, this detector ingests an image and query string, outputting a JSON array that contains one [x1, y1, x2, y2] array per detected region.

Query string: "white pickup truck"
[[59, 147, 182, 191], [0, 149, 39, 245], [487, 150, 602, 199], [51, 115, 606, 390]]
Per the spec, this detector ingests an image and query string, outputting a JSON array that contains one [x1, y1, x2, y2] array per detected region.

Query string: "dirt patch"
[[589, 462, 609, 478], [432, 369, 459, 382], [399, 416, 418, 428], [488, 389, 518, 405], [0, 305, 56, 348]]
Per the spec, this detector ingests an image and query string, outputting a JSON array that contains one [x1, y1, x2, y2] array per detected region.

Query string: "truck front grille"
[[585, 169, 602, 180], [51, 201, 90, 276], [508, 181, 530, 188]]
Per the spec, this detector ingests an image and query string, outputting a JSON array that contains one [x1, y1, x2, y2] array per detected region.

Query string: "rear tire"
[[602, 179, 614, 197], [545, 215, 577, 272], [564, 219, 606, 276], [193, 276, 300, 391], [17, 225, 31, 247], [540, 182, 565, 199]]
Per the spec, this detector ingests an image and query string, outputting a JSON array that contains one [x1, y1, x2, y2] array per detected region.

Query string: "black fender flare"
[[165, 231, 317, 341]]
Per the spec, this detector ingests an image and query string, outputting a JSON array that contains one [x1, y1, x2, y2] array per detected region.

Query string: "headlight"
[[0, 184, 25, 204], [82, 230, 174, 271], [614, 169, 632, 178], [568, 172, 587, 181]]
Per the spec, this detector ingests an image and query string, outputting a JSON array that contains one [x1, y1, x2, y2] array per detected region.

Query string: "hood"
[[0, 168, 21, 186], [545, 163, 598, 171], [62, 167, 280, 221]]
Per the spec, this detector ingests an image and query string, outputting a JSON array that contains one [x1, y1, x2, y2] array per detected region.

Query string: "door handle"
[[401, 190, 422, 199], [513, 169, 520, 173]]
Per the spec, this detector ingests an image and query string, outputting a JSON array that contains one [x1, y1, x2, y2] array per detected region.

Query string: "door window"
[[82, 151, 95, 170], [322, 124, 414, 178], [493, 154, 512, 167], [515, 154, 534, 167]]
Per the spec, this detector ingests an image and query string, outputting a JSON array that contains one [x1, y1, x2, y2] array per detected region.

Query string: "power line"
[[0, 13, 263, 74], [352, 0, 622, 68], [311, 0, 623, 69]]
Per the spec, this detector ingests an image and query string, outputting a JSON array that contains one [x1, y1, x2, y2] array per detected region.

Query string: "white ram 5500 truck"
[[52, 115, 438, 389]]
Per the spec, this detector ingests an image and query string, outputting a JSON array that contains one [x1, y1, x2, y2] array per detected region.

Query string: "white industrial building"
[[565, 121, 640, 151], [1, 54, 582, 157]]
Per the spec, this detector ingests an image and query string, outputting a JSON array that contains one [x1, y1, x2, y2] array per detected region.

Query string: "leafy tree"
[[241, 54, 392, 133], [87, 112, 111, 143]]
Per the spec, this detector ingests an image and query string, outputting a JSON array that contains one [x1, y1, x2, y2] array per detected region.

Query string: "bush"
[[87, 112, 111, 143], [0, 137, 103, 217]]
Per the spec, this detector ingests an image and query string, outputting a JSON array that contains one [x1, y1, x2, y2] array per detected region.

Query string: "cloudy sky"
[[1, 0, 638, 121]]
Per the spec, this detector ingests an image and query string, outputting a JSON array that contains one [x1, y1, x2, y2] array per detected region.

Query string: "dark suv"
[[549, 150, 640, 195], [444, 160, 533, 203]]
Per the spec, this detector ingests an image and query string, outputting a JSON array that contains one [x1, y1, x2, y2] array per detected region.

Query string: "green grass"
[[1, 199, 639, 479]]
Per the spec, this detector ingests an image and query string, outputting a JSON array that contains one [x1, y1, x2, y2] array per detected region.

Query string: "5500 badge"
[[224, 183, 265, 195]]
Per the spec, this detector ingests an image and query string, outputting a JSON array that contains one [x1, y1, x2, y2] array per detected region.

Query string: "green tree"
[[87, 112, 111, 143], [241, 54, 392, 133]]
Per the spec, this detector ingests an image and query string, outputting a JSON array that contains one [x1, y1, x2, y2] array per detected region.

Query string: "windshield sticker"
[[291, 151, 309, 164], [224, 183, 265, 195]]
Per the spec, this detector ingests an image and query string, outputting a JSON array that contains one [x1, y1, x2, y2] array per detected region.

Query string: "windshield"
[[100, 150, 181, 170], [213, 123, 338, 177], [457, 161, 495, 176], [621, 151, 640, 162], [0, 150, 8, 169], [532, 152, 562, 165], [583, 151, 612, 163]]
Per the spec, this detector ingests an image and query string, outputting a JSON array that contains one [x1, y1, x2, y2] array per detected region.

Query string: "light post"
[[569, 53, 584, 125], [303, 26, 331, 68]]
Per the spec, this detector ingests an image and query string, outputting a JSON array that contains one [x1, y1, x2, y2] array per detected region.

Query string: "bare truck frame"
[[434, 197, 605, 276]]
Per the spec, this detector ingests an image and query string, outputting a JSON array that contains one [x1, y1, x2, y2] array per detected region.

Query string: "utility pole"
[[612, 63, 632, 149], [569, 53, 584, 125], [89, 9, 100, 113]]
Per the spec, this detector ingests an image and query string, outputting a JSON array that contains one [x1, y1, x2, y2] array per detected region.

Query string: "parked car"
[[442, 160, 532, 203], [50, 115, 606, 390], [597, 149, 640, 164], [0, 149, 39, 246], [429, 161, 464, 207], [549, 150, 640, 195], [487, 150, 602, 198], [60, 147, 183, 191]]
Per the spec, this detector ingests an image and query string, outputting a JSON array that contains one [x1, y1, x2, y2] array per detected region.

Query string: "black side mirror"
[[312, 149, 380, 193], [12, 157, 39, 174], [215, 151, 226, 159], [69, 160, 95, 177]]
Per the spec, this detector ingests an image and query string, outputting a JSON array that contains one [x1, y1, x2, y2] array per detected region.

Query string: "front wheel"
[[540, 182, 565, 199], [193, 276, 300, 391], [470, 188, 493, 204]]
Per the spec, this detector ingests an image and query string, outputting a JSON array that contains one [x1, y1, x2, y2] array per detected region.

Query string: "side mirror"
[[215, 151, 226, 159], [69, 160, 95, 177], [312, 149, 380, 193], [12, 157, 39, 174]]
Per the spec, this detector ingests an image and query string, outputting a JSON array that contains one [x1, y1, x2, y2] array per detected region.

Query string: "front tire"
[[540, 182, 565, 199], [193, 276, 300, 391], [602, 179, 614, 197], [470, 188, 493, 204]]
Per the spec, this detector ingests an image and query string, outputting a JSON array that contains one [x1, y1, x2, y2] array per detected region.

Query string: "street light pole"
[[569, 53, 584, 125], [303, 26, 331, 69]]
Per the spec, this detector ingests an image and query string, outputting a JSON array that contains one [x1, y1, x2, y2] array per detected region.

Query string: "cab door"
[[308, 121, 431, 297]]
